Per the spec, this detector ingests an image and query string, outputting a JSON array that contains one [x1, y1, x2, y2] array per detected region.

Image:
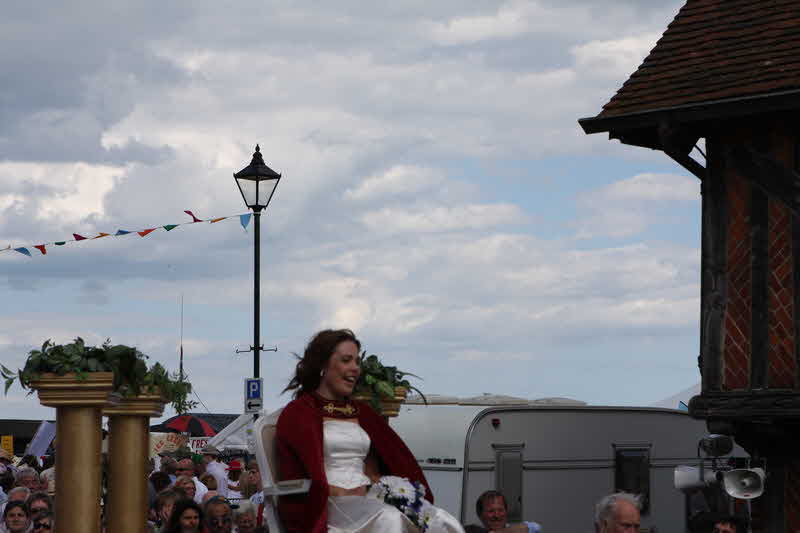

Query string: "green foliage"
[[353, 352, 426, 413], [1, 338, 197, 414]]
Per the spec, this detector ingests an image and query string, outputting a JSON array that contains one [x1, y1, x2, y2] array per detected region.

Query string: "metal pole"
[[253, 208, 261, 379]]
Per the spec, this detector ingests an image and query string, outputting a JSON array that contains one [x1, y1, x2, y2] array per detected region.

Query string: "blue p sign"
[[246, 378, 262, 400]]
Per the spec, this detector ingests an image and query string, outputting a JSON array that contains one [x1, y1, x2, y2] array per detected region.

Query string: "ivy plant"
[[353, 352, 426, 413], [1, 338, 197, 414]]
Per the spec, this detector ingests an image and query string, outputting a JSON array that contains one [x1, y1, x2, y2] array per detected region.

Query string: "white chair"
[[253, 408, 311, 533]]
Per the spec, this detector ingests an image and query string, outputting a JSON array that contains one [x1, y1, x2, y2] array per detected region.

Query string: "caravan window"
[[613, 445, 651, 514]]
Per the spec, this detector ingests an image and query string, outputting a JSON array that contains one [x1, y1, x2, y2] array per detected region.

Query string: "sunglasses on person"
[[34, 522, 52, 530]]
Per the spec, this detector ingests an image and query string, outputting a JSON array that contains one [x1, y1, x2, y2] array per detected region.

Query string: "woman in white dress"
[[276, 329, 464, 533]]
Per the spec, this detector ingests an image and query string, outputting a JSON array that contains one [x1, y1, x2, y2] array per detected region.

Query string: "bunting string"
[[2, 210, 252, 258]]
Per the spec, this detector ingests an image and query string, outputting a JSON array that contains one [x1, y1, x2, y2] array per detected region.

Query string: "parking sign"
[[244, 378, 263, 413]]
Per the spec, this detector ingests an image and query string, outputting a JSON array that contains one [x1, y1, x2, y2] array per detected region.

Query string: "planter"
[[104, 391, 168, 533], [30, 372, 119, 407], [28, 372, 117, 533], [354, 386, 408, 418]]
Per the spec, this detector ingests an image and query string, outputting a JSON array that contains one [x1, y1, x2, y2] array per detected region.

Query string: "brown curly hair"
[[283, 329, 361, 397]]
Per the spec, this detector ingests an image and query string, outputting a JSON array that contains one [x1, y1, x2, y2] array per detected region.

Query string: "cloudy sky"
[[0, 0, 702, 422]]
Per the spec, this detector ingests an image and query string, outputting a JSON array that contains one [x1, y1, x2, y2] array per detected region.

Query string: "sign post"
[[244, 378, 263, 413]]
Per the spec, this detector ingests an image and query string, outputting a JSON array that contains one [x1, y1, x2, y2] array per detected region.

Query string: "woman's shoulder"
[[277, 394, 317, 424]]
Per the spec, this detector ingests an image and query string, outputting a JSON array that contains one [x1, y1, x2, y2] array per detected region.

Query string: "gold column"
[[31, 373, 117, 533], [104, 393, 166, 533]]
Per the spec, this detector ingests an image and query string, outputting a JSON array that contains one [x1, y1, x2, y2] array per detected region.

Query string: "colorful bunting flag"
[[184, 210, 202, 223], [1, 210, 249, 258]]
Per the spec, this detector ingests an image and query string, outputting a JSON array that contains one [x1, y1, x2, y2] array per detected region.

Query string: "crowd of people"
[[0, 328, 748, 532], [0, 443, 265, 533]]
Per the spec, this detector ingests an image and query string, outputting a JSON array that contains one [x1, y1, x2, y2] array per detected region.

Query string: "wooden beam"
[[699, 137, 726, 393], [728, 146, 800, 217]]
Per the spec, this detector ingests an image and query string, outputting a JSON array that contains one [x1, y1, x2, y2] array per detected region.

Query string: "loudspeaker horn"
[[674, 465, 718, 491], [721, 468, 765, 499]]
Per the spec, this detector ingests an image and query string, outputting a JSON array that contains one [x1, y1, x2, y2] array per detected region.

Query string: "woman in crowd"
[[276, 329, 464, 533], [31, 511, 53, 532], [3, 501, 31, 533], [175, 476, 196, 502], [163, 499, 204, 533], [153, 489, 183, 532]]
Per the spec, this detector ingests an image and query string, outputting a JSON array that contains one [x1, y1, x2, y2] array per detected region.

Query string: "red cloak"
[[275, 393, 433, 533]]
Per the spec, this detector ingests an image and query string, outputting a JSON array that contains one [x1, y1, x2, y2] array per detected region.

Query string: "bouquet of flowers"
[[370, 475, 434, 532]]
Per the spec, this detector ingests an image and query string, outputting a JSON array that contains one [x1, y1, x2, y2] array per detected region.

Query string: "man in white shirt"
[[175, 458, 208, 503], [201, 445, 228, 498], [471, 490, 541, 533]]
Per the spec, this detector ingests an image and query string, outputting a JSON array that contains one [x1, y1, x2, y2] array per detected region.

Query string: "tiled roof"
[[598, 0, 800, 119]]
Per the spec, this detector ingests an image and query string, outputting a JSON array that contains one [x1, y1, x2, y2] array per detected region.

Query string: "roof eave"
[[579, 88, 800, 137]]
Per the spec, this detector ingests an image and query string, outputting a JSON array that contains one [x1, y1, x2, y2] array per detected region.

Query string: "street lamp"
[[234, 145, 281, 379]]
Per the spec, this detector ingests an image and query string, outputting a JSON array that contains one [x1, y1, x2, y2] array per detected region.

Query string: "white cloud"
[[571, 32, 661, 80], [360, 203, 526, 234], [0, 161, 124, 223], [427, 2, 533, 45], [345, 165, 445, 202], [575, 173, 699, 238]]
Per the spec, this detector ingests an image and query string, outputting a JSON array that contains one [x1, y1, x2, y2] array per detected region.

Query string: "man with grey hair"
[[0, 486, 31, 516], [594, 493, 641, 533]]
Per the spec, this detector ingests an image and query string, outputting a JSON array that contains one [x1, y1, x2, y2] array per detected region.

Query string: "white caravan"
[[389, 396, 726, 533]]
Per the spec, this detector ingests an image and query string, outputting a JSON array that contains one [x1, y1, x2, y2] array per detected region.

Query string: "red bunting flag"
[[184, 210, 202, 223], [34, 245, 47, 255], [73, 234, 87, 241], [138, 228, 156, 237]]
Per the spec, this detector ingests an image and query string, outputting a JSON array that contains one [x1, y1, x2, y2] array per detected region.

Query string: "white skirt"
[[327, 494, 465, 533]]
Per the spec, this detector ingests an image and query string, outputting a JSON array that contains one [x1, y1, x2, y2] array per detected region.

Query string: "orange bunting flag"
[[73, 234, 87, 241], [138, 228, 156, 237], [34, 245, 47, 255], [94, 233, 110, 239], [210, 217, 226, 223]]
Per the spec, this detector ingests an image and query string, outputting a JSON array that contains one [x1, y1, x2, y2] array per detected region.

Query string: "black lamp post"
[[234, 145, 281, 379]]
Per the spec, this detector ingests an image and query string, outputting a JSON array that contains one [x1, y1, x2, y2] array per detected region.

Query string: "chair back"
[[254, 409, 284, 533]]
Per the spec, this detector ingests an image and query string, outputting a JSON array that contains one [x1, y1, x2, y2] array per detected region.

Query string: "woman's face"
[[5, 507, 29, 533], [179, 478, 196, 499], [159, 500, 175, 522], [318, 340, 361, 400], [179, 508, 200, 532]]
